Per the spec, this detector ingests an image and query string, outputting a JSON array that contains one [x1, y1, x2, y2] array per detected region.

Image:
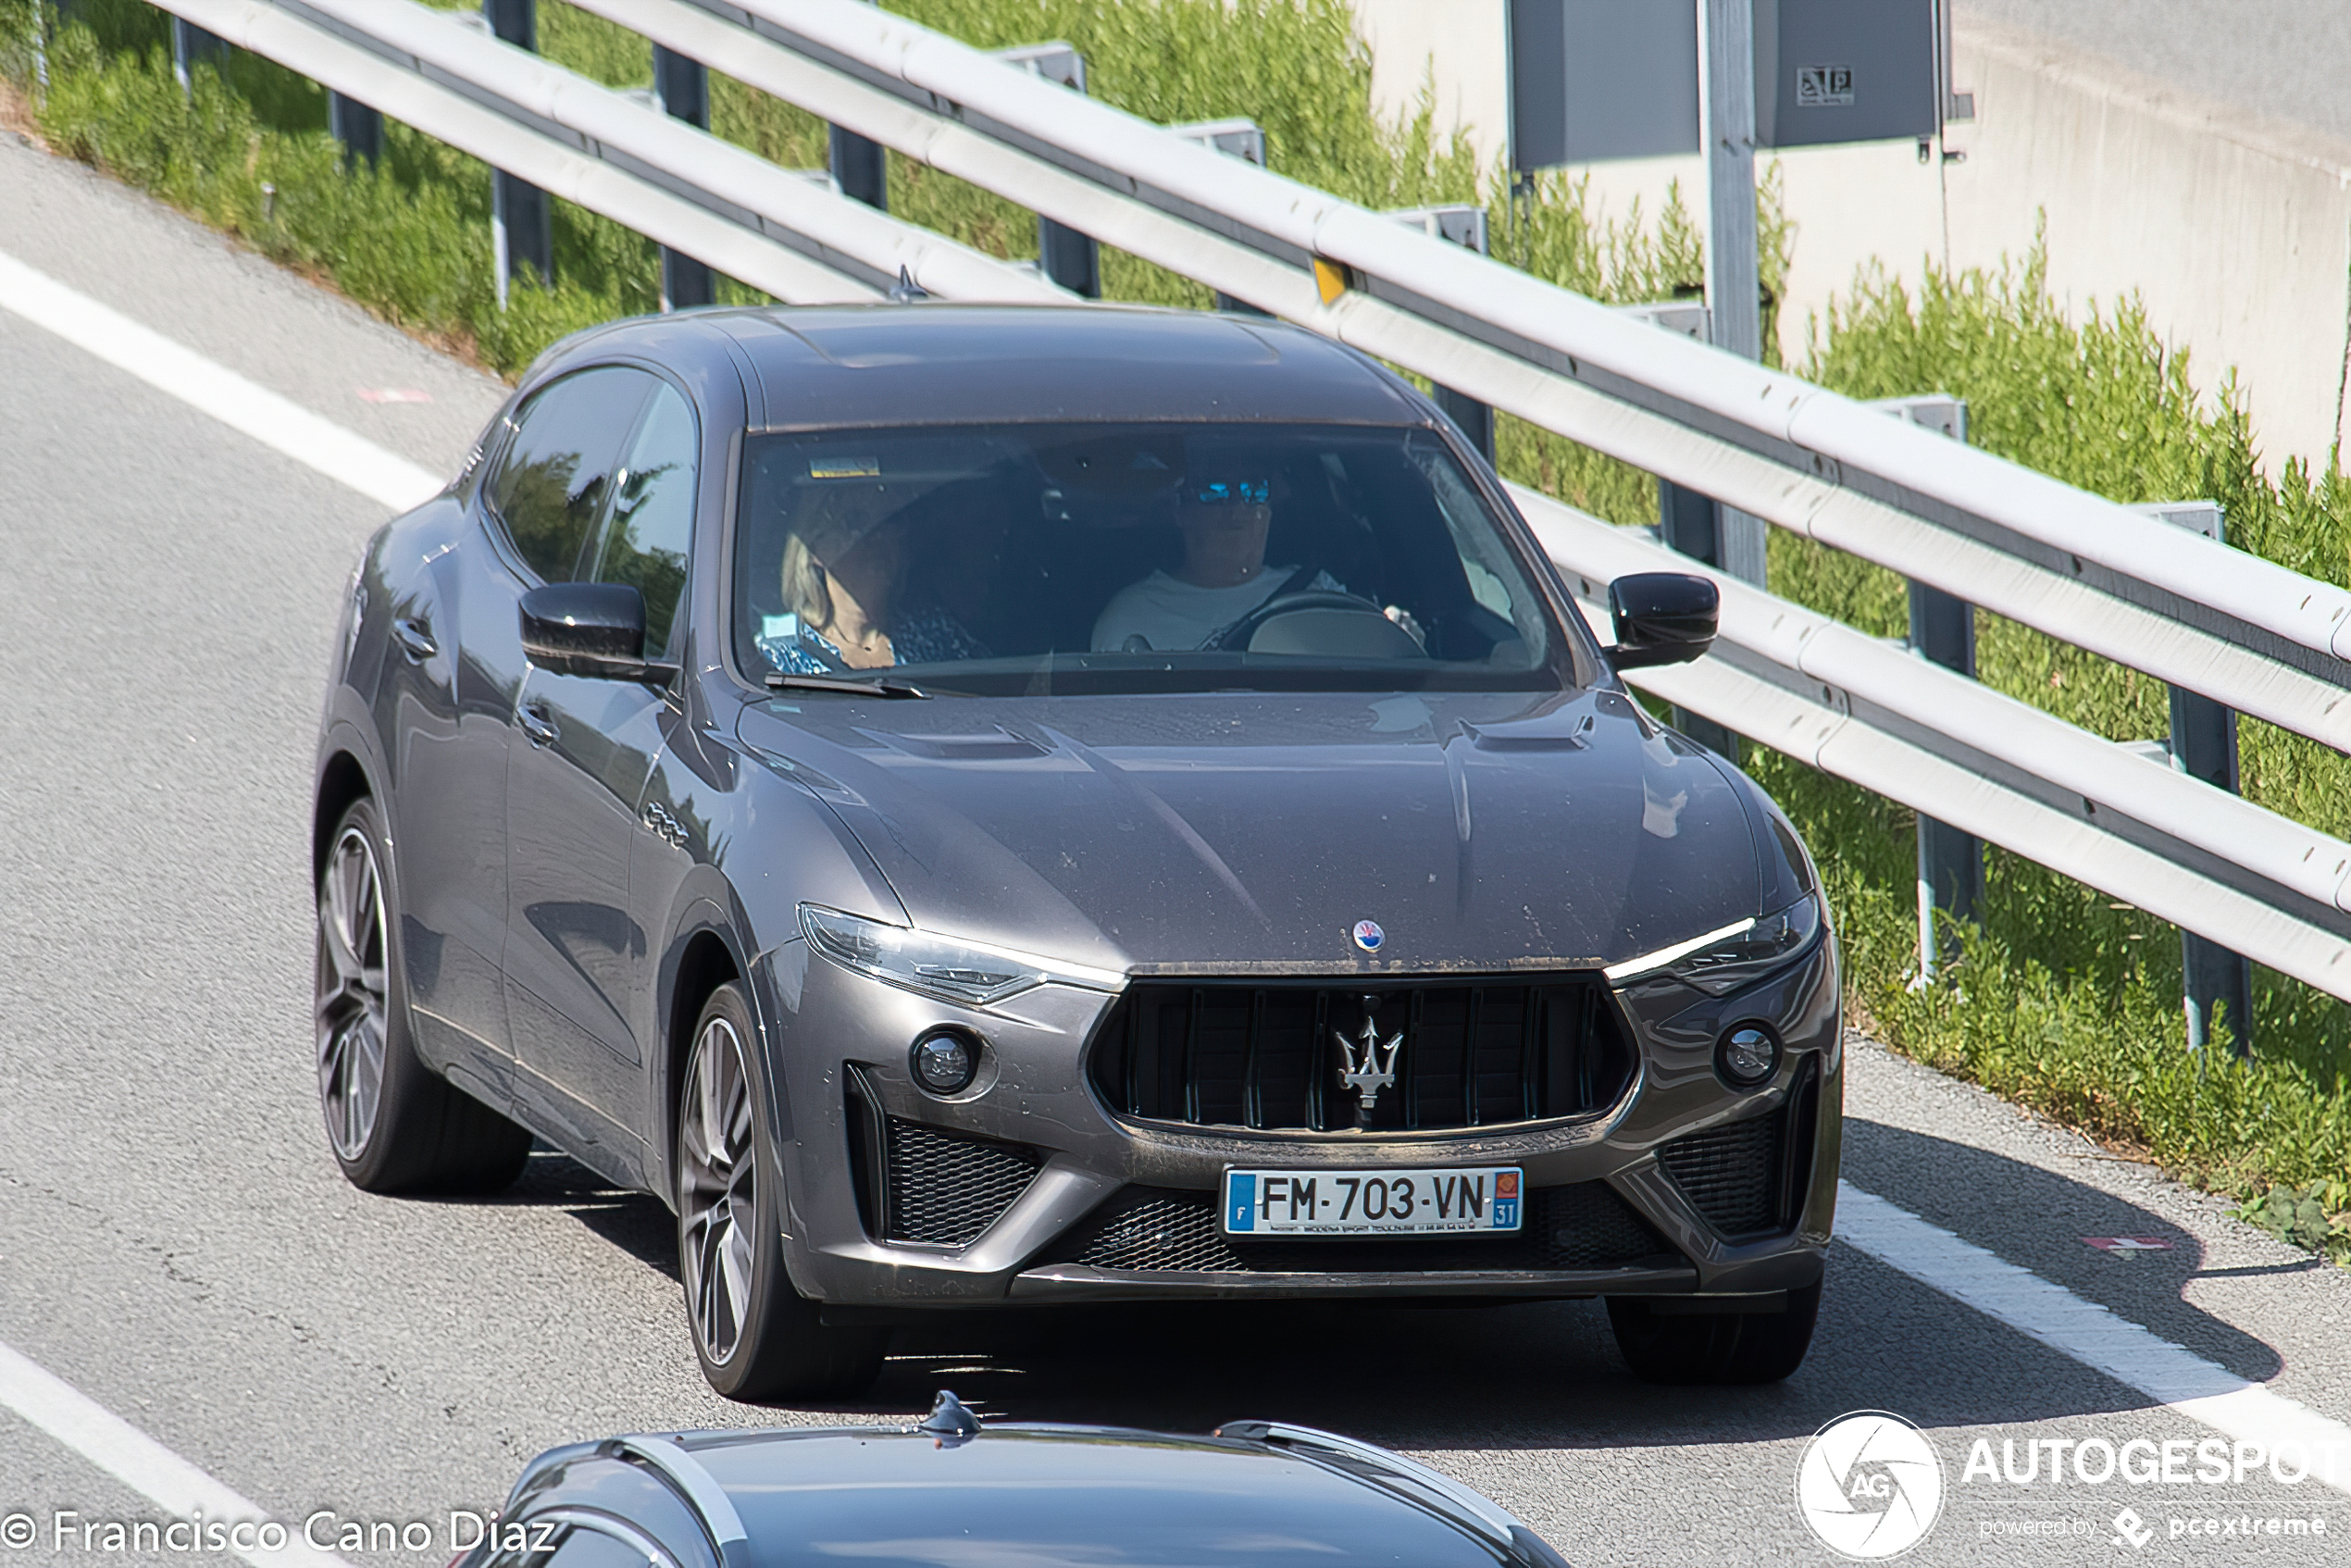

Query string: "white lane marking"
[[1839, 1180, 2351, 1492], [0, 1339, 353, 1567], [0, 248, 443, 513]]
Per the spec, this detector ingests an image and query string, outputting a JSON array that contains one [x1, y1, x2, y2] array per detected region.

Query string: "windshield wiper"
[[765, 672, 931, 700]]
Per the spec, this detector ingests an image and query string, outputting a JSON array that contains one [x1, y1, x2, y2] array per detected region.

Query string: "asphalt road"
[[5, 130, 2351, 1568]]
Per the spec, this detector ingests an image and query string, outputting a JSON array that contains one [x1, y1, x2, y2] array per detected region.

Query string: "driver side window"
[[486, 367, 656, 583], [583, 382, 698, 655]]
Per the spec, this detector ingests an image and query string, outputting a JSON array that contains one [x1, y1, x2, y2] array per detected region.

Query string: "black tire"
[[1606, 1279, 1822, 1384], [316, 796, 531, 1195], [676, 983, 887, 1402]]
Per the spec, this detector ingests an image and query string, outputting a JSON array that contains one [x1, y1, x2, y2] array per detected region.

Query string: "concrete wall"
[[1349, 2, 2351, 472]]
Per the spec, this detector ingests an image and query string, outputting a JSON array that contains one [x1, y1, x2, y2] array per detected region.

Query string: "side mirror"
[[1606, 572, 1718, 670], [519, 583, 670, 680]]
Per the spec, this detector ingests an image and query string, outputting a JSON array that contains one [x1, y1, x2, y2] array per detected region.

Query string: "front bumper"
[[753, 933, 1840, 1310]]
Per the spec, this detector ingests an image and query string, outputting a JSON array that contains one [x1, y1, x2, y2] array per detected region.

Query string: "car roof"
[[566, 1420, 1527, 1568], [557, 304, 1431, 431]]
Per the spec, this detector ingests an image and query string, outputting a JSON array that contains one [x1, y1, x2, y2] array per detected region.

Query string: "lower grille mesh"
[[1658, 1110, 1785, 1236], [884, 1118, 1040, 1246], [1068, 1182, 1665, 1273]]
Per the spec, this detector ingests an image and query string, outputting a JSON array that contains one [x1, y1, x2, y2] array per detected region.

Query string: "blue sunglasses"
[[1188, 479, 1270, 505]]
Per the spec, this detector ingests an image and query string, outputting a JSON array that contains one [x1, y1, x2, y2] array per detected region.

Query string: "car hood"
[[735, 687, 1767, 976]]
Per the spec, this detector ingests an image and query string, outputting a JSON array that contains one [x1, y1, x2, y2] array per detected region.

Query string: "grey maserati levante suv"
[[311, 305, 1838, 1400]]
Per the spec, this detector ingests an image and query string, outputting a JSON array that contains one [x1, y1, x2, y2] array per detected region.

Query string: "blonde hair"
[[779, 533, 832, 628]]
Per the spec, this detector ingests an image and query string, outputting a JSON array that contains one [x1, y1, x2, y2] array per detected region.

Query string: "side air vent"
[[881, 1118, 1041, 1247], [1657, 1059, 1817, 1237]]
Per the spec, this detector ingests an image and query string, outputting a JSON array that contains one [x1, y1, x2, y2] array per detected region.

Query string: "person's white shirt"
[[1090, 566, 1301, 652]]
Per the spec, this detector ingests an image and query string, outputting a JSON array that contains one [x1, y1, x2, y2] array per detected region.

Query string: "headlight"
[[799, 905, 1121, 1008], [1604, 894, 1822, 995]]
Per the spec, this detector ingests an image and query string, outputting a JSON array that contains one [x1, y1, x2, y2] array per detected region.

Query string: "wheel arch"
[[659, 914, 746, 1203], [313, 748, 375, 884]]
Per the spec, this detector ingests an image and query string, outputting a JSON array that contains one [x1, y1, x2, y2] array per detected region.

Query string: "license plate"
[[1222, 1166, 1523, 1237]]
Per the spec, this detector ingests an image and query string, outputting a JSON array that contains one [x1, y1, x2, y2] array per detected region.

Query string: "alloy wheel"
[[316, 824, 390, 1161], [678, 1014, 759, 1366]]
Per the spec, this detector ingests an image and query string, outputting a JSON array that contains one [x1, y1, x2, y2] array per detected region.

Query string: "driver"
[[1090, 475, 1344, 652]]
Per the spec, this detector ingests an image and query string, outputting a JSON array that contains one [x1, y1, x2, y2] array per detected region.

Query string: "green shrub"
[[1752, 236, 2351, 1238]]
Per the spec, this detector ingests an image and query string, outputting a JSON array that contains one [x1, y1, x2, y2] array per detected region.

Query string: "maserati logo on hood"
[[1351, 919, 1385, 952]]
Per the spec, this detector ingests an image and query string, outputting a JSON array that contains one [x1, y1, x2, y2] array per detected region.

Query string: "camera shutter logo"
[[1794, 1411, 1944, 1559]]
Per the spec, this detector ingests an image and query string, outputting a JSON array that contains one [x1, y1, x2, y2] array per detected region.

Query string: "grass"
[[6, 0, 2348, 1251]]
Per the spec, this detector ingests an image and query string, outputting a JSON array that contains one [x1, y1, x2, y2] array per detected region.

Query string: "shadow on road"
[[495, 1122, 2288, 1451]]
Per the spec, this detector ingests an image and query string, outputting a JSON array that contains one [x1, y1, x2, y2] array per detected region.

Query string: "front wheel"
[[316, 797, 530, 1194], [1606, 1279, 1822, 1384], [677, 983, 887, 1402]]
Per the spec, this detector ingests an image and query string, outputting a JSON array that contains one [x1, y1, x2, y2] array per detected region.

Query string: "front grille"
[[882, 1118, 1041, 1246], [1087, 977, 1635, 1133], [1065, 1183, 1667, 1273]]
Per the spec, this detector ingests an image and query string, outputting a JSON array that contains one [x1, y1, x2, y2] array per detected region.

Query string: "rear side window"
[[586, 382, 698, 653], [488, 367, 655, 582]]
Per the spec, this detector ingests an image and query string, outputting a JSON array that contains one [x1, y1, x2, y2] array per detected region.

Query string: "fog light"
[[911, 1030, 979, 1094], [1716, 1024, 1779, 1088]]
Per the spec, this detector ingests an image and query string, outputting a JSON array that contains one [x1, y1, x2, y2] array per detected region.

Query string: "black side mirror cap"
[[1605, 572, 1718, 670], [519, 583, 673, 681]]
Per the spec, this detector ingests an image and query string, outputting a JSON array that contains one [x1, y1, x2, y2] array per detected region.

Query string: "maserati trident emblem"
[[1335, 996, 1402, 1120]]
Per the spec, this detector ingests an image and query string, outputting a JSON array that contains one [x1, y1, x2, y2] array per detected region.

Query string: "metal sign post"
[[1699, 0, 1769, 589]]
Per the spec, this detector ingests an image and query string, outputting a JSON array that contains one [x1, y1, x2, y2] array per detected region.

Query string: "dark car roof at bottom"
[[674, 1424, 1511, 1567], [585, 305, 1431, 431]]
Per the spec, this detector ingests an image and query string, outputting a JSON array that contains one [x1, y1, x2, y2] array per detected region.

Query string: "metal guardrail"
[[129, 0, 2351, 1002], [1522, 489, 2351, 1003], [158, 0, 1064, 305]]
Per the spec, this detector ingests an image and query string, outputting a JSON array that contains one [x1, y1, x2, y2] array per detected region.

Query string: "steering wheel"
[[1208, 589, 1399, 652]]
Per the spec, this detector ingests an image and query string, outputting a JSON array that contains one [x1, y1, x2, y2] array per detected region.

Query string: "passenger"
[[758, 490, 989, 674], [1090, 475, 1344, 652]]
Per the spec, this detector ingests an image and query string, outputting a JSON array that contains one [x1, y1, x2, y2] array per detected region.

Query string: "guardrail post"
[[482, 0, 552, 304], [171, 17, 229, 94], [830, 126, 889, 210], [1870, 395, 1982, 984], [1387, 205, 1495, 463], [2133, 501, 2257, 1057], [653, 45, 715, 309], [1698, 0, 1769, 589], [1171, 119, 1272, 316], [328, 93, 382, 170], [997, 44, 1099, 297], [1618, 302, 1738, 757]]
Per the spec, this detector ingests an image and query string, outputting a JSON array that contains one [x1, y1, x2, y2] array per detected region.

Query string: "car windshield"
[[732, 422, 1585, 695]]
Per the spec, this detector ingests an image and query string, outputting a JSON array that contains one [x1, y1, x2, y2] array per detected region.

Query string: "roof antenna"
[[889, 265, 930, 303], [919, 1388, 982, 1443]]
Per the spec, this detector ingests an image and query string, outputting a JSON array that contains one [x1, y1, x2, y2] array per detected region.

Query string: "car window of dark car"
[[731, 421, 1589, 696], [585, 381, 697, 653], [487, 367, 656, 583]]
